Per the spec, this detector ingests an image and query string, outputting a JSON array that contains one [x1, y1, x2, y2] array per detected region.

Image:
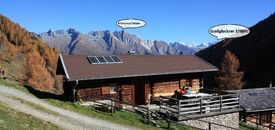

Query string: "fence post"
[[200, 98, 202, 114], [167, 120, 170, 129], [220, 96, 223, 112], [147, 107, 150, 124], [178, 100, 181, 119], [166, 103, 169, 114], [111, 99, 114, 114], [269, 111, 272, 130], [166, 106, 171, 129], [159, 96, 162, 112], [208, 123, 211, 130], [167, 115, 170, 129], [238, 94, 241, 109], [256, 113, 259, 128]]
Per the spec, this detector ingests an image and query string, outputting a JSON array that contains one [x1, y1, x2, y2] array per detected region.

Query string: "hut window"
[[101, 85, 110, 94], [109, 83, 118, 94], [101, 83, 118, 94]]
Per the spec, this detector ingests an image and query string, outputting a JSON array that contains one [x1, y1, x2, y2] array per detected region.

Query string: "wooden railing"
[[159, 94, 240, 120], [86, 97, 155, 124], [85, 96, 240, 129]]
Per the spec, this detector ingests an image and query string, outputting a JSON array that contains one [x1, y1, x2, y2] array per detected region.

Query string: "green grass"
[[0, 79, 194, 130], [46, 99, 194, 130], [0, 79, 29, 93], [0, 103, 60, 130], [239, 122, 264, 130]]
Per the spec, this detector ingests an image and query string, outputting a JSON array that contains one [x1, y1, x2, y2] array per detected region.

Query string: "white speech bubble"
[[116, 19, 146, 29], [209, 24, 250, 40]]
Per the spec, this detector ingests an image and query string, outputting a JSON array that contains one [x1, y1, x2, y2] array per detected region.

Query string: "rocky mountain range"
[[37, 29, 211, 55]]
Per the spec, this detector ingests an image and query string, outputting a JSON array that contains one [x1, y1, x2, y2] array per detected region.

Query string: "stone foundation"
[[181, 112, 239, 130]]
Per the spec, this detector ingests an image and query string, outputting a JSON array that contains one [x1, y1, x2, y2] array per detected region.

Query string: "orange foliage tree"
[[4, 43, 17, 62], [215, 50, 244, 90], [1, 14, 59, 92], [25, 48, 55, 91]]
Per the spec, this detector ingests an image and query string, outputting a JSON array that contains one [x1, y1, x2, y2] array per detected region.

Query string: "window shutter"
[[102, 85, 110, 94], [191, 79, 200, 93], [180, 79, 186, 87]]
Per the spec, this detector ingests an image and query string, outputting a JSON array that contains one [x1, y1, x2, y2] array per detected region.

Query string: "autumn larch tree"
[[215, 50, 244, 90], [24, 48, 55, 91]]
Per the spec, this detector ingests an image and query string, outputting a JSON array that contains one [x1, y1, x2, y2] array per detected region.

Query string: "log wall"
[[153, 78, 201, 97], [76, 83, 135, 104], [64, 73, 202, 105], [120, 85, 135, 104], [77, 87, 119, 101], [153, 81, 179, 97]]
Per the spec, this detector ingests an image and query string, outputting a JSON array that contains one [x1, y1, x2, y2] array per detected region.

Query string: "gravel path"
[[0, 85, 139, 130]]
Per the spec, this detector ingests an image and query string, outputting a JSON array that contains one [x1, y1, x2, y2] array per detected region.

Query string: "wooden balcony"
[[159, 94, 241, 121]]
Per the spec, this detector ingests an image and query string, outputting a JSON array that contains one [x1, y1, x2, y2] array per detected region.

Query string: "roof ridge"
[[191, 55, 219, 70]]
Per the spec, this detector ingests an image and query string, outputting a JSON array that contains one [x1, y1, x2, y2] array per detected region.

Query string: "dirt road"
[[0, 85, 138, 130]]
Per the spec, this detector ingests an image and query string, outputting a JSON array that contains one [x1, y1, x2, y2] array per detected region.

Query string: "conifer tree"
[[216, 50, 244, 90]]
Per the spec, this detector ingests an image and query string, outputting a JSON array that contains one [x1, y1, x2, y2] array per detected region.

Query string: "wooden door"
[[134, 80, 146, 105]]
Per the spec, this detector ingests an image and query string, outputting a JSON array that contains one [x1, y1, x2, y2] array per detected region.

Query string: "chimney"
[[128, 50, 135, 55]]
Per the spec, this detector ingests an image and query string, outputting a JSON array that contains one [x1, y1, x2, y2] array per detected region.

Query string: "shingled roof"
[[56, 54, 218, 81], [229, 88, 275, 112]]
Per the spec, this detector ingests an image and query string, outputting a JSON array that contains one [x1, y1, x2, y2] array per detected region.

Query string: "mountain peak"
[[88, 30, 111, 37], [67, 28, 78, 34], [47, 29, 54, 36], [38, 29, 211, 55]]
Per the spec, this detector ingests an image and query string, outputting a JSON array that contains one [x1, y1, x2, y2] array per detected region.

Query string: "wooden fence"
[[85, 96, 241, 129], [159, 94, 240, 120]]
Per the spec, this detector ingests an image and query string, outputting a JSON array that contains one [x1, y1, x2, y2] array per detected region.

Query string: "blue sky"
[[1, 0, 275, 44]]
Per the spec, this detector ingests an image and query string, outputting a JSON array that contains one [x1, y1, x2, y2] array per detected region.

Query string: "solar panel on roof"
[[87, 55, 122, 64], [111, 56, 122, 62], [88, 56, 99, 64], [97, 56, 107, 63], [104, 56, 115, 63]]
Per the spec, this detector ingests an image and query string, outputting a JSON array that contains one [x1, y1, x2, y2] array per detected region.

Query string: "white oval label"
[[116, 19, 146, 29], [209, 24, 250, 40]]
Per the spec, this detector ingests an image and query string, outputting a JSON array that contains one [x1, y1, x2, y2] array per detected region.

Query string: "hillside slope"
[[196, 13, 275, 88], [0, 14, 59, 92]]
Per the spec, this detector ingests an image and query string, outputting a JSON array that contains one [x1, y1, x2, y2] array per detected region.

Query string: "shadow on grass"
[[24, 85, 67, 101], [139, 118, 169, 129]]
